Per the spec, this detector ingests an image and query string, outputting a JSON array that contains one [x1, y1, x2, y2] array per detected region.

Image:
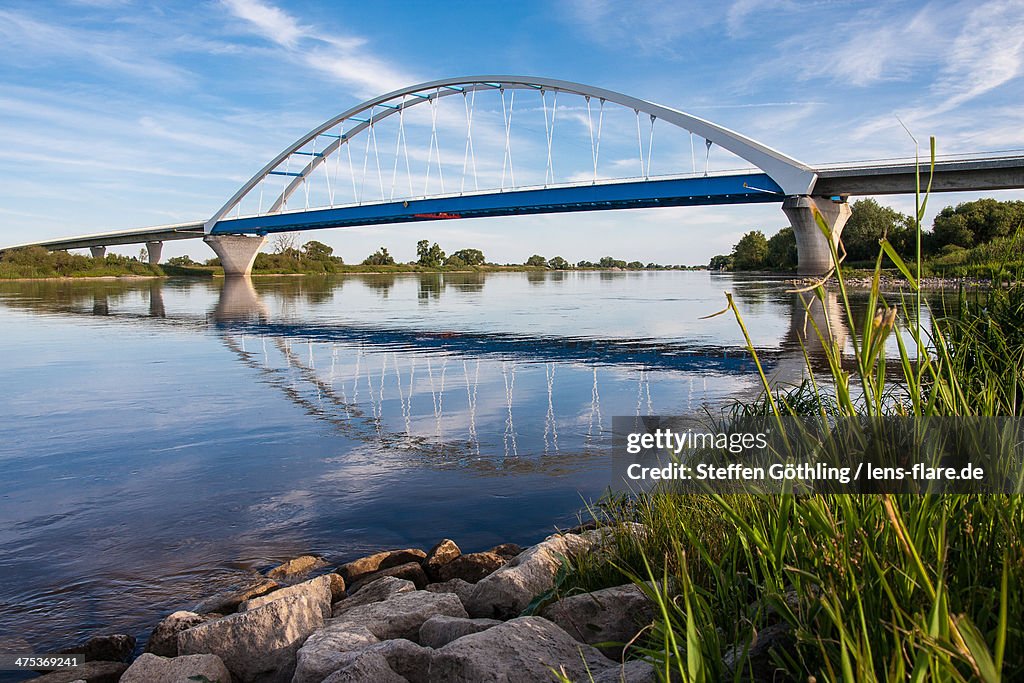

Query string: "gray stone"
[[418, 615, 502, 649], [465, 533, 594, 619], [192, 577, 280, 614], [540, 583, 655, 658], [30, 661, 128, 683], [434, 551, 505, 584], [591, 659, 657, 682], [487, 543, 523, 560], [320, 652, 407, 683], [295, 638, 430, 683], [240, 573, 335, 619], [120, 652, 231, 683], [267, 555, 328, 580], [337, 549, 426, 585], [292, 624, 379, 683], [424, 578, 475, 609], [58, 633, 135, 662], [331, 590, 467, 642], [348, 562, 428, 594], [423, 539, 461, 582], [331, 576, 416, 619], [146, 611, 212, 657], [178, 592, 325, 683], [356, 639, 433, 683], [721, 622, 793, 683], [428, 616, 614, 682]]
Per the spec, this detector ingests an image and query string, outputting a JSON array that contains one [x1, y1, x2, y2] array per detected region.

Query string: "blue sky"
[[1, 0, 1022, 264]]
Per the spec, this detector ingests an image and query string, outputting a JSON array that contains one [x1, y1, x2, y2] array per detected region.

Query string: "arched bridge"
[[7, 75, 1024, 275]]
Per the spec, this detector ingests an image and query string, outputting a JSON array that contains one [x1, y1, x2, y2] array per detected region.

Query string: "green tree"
[[765, 227, 797, 269], [362, 247, 395, 266], [525, 254, 547, 267], [416, 240, 445, 267], [843, 198, 912, 261], [930, 199, 1024, 251], [547, 256, 569, 269], [445, 255, 466, 267], [449, 248, 485, 266], [598, 256, 627, 268], [302, 240, 334, 261], [626, 261, 644, 269], [167, 255, 196, 266], [708, 254, 733, 270], [731, 231, 769, 270]]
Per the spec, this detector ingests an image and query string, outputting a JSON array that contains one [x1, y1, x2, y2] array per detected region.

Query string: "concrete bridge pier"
[[783, 196, 852, 276], [204, 234, 266, 276], [145, 241, 163, 265], [90, 246, 106, 260]]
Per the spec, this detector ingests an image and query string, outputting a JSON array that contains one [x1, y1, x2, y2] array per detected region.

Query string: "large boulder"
[[433, 551, 505, 584], [424, 578, 475, 609], [332, 576, 416, 619], [145, 611, 212, 657], [423, 539, 461, 582], [120, 653, 231, 683], [320, 652, 407, 683], [347, 562, 428, 594], [267, 555, 328, 580], [30, 661, 128, 683], [58, 633, 135, 662], [419, 615, 502, 649], [487, 543, 523, 560], [292, 624, 379, 683], [337, 549, 426, 585], [428, 616, 614, 681], [239, 573, 337, 619], [331, 590, 467, 642], [192, 577, 280, 614], [540, 583, 655, 658], [592, 660, 657, 682], [465, 533, 593, 619], [178, 592, 325, 683]]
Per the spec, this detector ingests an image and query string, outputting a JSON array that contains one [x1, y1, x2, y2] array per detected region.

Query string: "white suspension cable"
[[344, 123, 358, 203], [370, 108, 384, 200], [645, 115, 656, 179], [390, 101, 404, 200], [690, 132, 696, 175], [704, 138, 712, 177], [542, 89, 557, 186], [635, 109, 645, 178], [500, 89, 516, 190], [460, 90, 478, 193]]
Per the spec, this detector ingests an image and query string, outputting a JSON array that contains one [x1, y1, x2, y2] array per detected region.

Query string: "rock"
[[465, 533, 594, 619], [353, 639, 433, 683], [423, 539, 461, 582], [428, 616, 614, 682], [337, 549, 426, 585], [331, 590, 467, 642], [348, 562, 429, 594], [591, 659, 657, 682], [58, 633, 136, 662], [192, 577, 280, 614], [424, 579, 475, 609], [487, 543, 523, 559], [267, 555, 327, 580], [146, 611, 212, 657], [540, 583, 655, 658], [332, 576, 416, 619], [721, 622, 793, 683], [419, 615, 502, 649], [178, 592, 325, 683], [240, 573, 335, 619], [30, 661, 128, 683], [120, 652, 232, 683], [434, 551, 506, 584], [292, 624, 379, 683], [321, 652, 407, 683]]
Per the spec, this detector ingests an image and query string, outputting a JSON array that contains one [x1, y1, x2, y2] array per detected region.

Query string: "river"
[[0, 270, 920, 664]]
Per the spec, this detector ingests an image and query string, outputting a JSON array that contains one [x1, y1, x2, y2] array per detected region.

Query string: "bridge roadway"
[[4, 155, 1024, 269]]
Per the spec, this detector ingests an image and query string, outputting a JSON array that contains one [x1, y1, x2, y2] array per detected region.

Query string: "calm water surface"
[[0, 270, 920, 662]]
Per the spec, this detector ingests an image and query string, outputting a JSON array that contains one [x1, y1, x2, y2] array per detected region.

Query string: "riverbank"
[[30, 525, 656, 682]]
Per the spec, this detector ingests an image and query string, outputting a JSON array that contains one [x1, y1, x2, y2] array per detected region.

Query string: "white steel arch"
[[206, 76, 817, 232]]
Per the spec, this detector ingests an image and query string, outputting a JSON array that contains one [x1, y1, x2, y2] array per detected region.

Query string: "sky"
[[0, 0, 1022, 265]]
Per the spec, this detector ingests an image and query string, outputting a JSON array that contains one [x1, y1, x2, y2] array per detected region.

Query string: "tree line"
[[710, 198, 1024, 271]]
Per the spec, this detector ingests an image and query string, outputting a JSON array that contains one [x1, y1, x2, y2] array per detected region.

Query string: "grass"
[[551, 140, 1024, 681]]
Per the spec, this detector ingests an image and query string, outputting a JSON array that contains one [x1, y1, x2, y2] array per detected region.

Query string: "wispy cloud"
[[220, 0, 417, 96]]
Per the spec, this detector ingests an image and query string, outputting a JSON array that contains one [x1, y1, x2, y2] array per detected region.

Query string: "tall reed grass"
[[556, 140, 1024, 681]]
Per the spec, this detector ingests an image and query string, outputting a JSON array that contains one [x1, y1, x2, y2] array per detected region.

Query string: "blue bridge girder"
[[210, 173, 783, 235]]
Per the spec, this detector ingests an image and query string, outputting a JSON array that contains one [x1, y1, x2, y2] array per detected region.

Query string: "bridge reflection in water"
[[0, 272, 897, 468]]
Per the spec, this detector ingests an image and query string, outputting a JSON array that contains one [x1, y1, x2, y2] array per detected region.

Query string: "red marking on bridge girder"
[[413, 212, 461, 219]]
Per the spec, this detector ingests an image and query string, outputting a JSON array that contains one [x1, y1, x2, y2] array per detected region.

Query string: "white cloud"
[[220, 0, 307, 49]]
